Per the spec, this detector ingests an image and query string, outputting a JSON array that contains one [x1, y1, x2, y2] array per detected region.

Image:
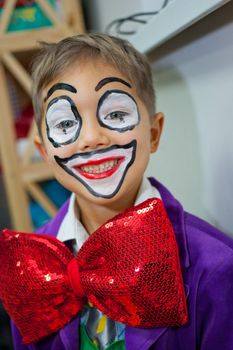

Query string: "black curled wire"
[[106, 0, 171, 35]]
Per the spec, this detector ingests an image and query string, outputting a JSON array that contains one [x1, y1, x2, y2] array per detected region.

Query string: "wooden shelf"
[[0, 0, 85, 231]]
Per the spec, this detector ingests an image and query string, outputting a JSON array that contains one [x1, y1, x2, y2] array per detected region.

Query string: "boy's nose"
[[76, 118, 110, 152]]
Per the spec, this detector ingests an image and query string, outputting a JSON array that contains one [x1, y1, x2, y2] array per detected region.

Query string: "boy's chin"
[[74, 181, 139, 208]]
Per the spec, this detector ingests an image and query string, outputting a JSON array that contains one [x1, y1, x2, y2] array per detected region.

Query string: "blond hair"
[[31, 33, 155, 128]]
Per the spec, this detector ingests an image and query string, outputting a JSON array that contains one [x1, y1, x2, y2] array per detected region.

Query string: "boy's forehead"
[[43, 61, 134, 103], [47, 60, 131, 90]]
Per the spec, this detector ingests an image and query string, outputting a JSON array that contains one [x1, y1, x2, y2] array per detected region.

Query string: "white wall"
[[84, 2, 233, 235], [146, 5, 233, 235]]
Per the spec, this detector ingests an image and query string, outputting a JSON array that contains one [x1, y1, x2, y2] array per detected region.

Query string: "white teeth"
[[80, 159, 118, 174]]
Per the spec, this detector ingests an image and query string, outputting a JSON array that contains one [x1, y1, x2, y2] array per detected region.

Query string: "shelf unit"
[[125, 0, 231, 53], [0, 0, 85, 231]]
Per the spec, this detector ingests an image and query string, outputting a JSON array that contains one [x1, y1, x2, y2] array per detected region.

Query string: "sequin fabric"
[[0, 198, 188, 344]]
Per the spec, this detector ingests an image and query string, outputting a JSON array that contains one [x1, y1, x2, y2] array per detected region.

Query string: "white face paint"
[[54, 140, 137, 198], [46, 96, 82, 147], [97, 90, 140, 132]]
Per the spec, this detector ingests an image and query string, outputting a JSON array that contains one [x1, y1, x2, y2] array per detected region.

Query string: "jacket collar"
[[149, 177, 190, 269], [39, 177, 190, 270]]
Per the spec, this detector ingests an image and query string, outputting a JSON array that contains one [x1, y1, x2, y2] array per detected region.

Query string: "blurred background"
[[0, 1, 233, 349]]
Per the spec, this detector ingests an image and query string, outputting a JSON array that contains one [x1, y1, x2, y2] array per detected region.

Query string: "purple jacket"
[[11, 178, 233, 350]]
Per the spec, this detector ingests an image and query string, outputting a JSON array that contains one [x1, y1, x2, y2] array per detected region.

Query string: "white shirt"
[[57, 177, 160, 248]]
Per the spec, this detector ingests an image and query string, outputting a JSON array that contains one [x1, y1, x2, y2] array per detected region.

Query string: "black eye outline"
[[96, 90, 140, 132], [46, 95, 82, 148]]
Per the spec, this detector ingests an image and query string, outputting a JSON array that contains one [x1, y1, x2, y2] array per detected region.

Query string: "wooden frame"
[[0, 0, 85, 231]]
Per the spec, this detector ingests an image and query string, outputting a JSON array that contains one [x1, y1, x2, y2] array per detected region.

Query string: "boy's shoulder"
[[185, 210, 233, 252], [149, 177, 233, 262], [183, 210, 233, 280]]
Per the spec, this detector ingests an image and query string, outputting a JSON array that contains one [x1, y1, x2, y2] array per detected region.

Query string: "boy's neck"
[[75, 184, 141, 235]]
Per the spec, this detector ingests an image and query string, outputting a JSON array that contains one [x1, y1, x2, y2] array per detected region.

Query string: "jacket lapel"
[[125, 326, 168, 350], [123, 178, 191, 350], [59, 316, 79, 350]]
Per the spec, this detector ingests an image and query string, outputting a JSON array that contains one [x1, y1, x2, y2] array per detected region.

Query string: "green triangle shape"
[[0, 0, 57, 32]]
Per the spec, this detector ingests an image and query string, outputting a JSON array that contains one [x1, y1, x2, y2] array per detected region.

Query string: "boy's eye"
[[104, 111, 127, 122], [97, 91, 140, 132], [46, 96, 81, 147], [56, 120, 78, 132]]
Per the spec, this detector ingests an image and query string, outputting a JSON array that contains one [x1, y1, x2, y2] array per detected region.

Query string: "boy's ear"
[[34, 135, 49, 162], [150, 112, 164, 153]]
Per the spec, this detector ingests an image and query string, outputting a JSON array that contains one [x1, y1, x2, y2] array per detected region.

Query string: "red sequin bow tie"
[[0, 198, 188, 344]]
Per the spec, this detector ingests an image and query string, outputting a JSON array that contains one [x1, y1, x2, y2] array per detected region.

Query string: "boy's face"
[[36, 59, 163, 205]]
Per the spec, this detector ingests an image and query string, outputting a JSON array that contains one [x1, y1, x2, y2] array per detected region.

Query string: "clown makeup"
[[95, 76, 132, 91], [97, 90, 140, 132], [44, 83, 77, 102], [46, 96, 82, 147], [43, 71, 146, 199], [54, 140, 137, 198]]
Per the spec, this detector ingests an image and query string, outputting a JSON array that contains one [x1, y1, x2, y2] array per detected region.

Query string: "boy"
[[0, 33, 233, 350]]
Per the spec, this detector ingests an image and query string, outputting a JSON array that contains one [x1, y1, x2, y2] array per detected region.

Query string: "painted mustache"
[[54, 140, 137, 198]]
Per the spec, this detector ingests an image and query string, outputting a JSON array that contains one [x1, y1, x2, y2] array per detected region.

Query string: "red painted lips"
[[73, 157, 125, 180]]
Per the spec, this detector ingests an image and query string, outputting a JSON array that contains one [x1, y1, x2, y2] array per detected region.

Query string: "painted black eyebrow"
[[95, 77, 132, 91], [44, 83, 77, 102]]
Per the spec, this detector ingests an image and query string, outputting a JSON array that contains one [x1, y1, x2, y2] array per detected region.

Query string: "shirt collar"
[[57, 177, 161, 249]]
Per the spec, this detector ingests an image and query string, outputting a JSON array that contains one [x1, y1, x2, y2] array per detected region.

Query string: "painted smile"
[[73, 157, 124, 179], [54, 140, 137, 198]]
